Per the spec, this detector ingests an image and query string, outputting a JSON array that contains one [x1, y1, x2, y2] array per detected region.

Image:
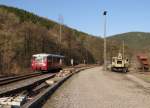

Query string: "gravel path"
[[43, 67, 150, 108]]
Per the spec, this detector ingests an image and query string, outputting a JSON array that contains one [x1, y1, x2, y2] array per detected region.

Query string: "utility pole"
[[103, 11, 107, 71], [123, 40, 125, 60], [85, 38, 89, 64], [122, 40, 125, 67], [58, 15, 63, 55]]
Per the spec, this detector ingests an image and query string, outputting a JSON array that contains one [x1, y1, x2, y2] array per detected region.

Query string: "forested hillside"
[[0, 5, 106, 75], [109, 32, 150, 53]]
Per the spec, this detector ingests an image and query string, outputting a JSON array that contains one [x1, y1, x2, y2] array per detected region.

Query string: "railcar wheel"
[[123, 68, 127, 73]]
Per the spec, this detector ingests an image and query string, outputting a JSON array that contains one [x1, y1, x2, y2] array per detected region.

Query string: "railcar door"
[[47, 56, 53, 70], [31, 56, 36, 71], [59, 58, 62, 65], [35, 57, 43, 70], [56, 57, 60, 68], [53, 57, 57, 68]]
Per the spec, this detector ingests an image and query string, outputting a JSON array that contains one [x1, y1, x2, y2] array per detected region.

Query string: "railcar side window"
[[60, 58, 62, 64], [54, 57, 57, 63], [57, 58, 60, 63], [47, 56, 52, 63]]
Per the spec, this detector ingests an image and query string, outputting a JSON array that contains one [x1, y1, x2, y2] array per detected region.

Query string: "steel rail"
[[0, 72, 42, 86]]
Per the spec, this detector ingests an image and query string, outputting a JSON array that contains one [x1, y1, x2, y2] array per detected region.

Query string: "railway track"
[[0, 72, 42, 86], [0, 72, 57, 97], [0, 72, 57, 108], [0, 76, 7, 78]]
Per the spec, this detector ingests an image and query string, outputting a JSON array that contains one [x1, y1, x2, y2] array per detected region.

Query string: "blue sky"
[[0, 0, 150, 36]]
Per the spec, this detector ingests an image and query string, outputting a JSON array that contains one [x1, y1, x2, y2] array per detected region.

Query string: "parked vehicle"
[[31, 53, 64, 72], [111, 53, 129, 72]]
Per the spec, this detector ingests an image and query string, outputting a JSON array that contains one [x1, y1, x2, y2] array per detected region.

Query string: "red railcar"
[[31, 53, 64, 71]]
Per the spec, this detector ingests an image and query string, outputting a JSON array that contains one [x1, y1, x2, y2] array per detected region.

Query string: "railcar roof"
[[32, 53, 64, 58]]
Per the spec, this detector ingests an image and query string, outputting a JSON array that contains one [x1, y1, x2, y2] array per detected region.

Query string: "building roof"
[[32, 53, 65, 58]]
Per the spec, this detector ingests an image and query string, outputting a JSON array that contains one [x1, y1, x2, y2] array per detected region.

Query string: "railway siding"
[[0, 73, 55, 96]]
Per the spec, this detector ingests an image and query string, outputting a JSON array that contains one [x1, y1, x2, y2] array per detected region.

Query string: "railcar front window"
[[35, 57, 43, 63], [117, 61, 122, 64]]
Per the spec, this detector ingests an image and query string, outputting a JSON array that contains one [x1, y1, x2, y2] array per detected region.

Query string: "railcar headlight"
[[42, 63, 46, 66]]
